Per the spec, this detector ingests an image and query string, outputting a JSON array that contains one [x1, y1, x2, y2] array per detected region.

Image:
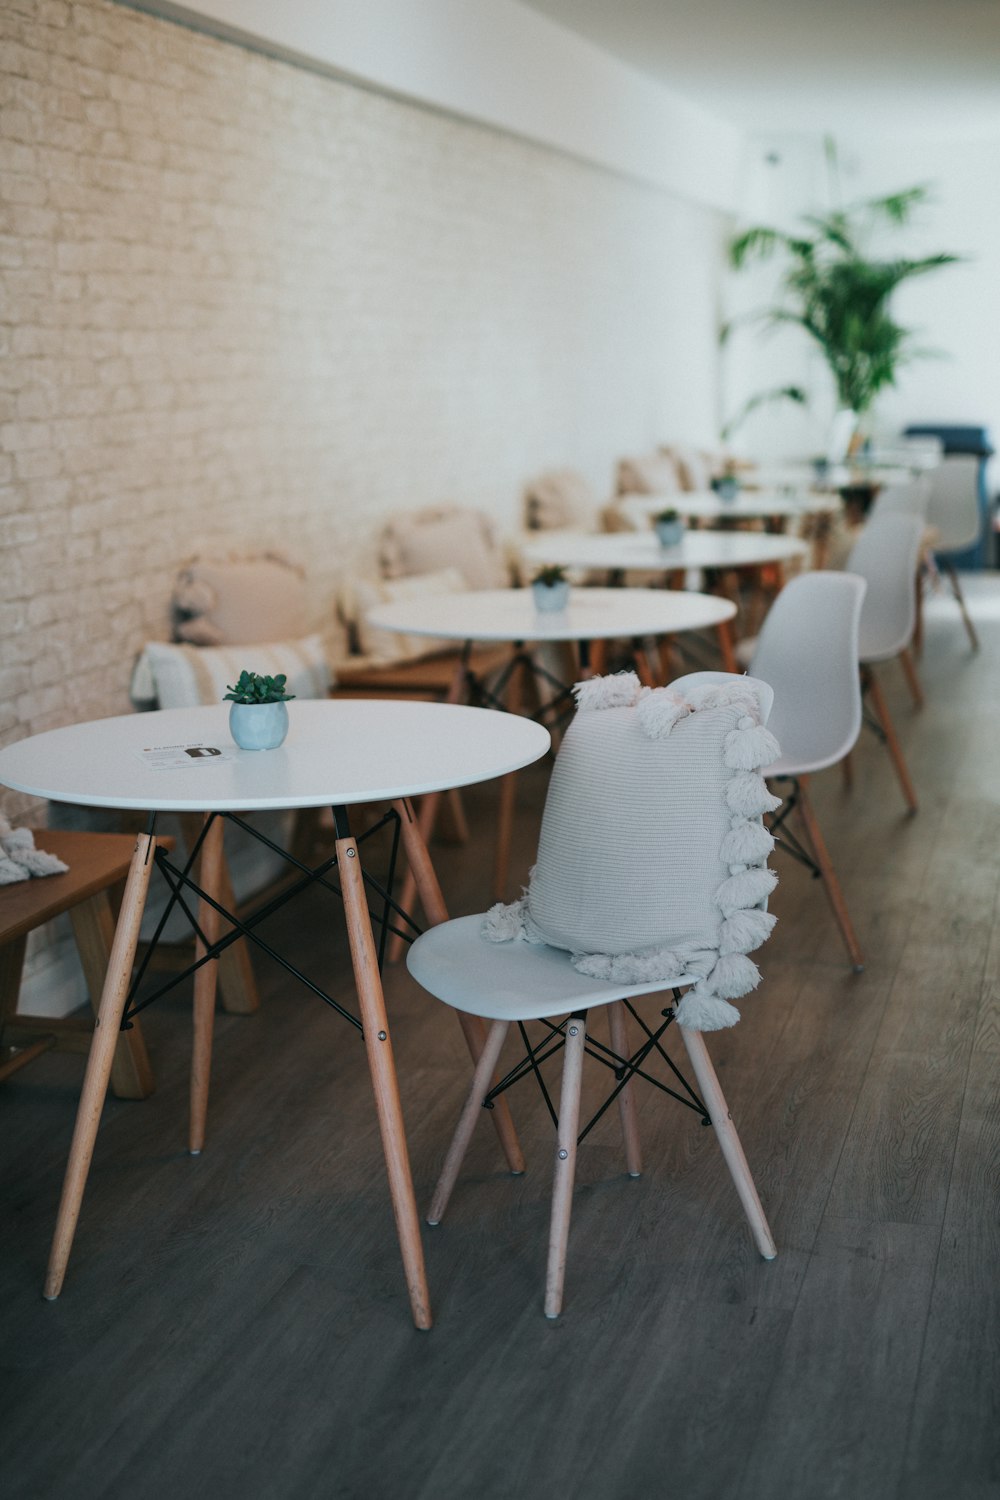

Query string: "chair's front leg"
[[545, 1012, 587, 1319], [44, 833, 156, 1299], [678, 1024, 776, 1261], [608, 1002, 642, 1177]]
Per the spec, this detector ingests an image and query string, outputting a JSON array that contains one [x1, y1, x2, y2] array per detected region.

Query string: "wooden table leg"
[[337, 828, 432, 1331], [190, 814, 224, 1155], [44, 833, 156, 1300], [492, 652, 525, 903], [394, 798, 525, 1176]]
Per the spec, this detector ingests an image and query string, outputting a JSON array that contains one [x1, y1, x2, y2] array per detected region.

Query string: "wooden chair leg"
[[866, 669, 919, 813], [608, 1002, 641, 1177], [189, 814, 224, 1155], [545, 1013, 587, 1319], [913, 567, 925, 658], [440, 788, 469, 845], [840, 750, 854, 792], [338, 829, 431, 1331], [69, 892, 154, 1101], [427, 1018, 510, 1225], [716, 618, 738, 673], [795, 775, 865, 971], [387, 790, 441, 965], [899, 646, 924, 709], [944, 561, 980, 652], [393, 797, 525, 1175], [678, 1025, 776, 1260], [44, 834, 156, 1300]]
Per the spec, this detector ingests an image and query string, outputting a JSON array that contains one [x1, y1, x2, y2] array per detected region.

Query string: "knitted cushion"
[[484, 671, 781, 1031], [524, 469, 599, 531], [616, 452, 682, 497]]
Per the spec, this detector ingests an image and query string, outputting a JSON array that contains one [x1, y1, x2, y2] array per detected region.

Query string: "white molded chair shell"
[[925, 456, 981, 554], [407, 914, 697, 1022], [747, 572, 866, 777], [869, 478, 929, 523], [847, 512, 925, 664]]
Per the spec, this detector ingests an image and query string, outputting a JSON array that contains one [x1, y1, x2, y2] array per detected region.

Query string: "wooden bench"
[[0, 829, 157, 1100]]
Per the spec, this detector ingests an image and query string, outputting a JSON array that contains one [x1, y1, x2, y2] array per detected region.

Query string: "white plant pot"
[[229, 700, 289, 751], [532, 580, 570, 612]]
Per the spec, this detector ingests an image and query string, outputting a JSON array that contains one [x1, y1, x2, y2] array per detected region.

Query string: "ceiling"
[[518, 0, 1000, 138]]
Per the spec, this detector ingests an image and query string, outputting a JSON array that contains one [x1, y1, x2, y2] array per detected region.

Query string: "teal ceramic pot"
[[654, 518, 685, 547], [532, 580, 570, 612], [229, 700, 289, 751]]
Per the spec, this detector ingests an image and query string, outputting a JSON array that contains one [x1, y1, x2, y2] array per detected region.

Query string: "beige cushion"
[[345, 568, 467, 664], [378, 506, 508, 590], [524, 470, 599, 531], [134, 635, 330, 710], [616, 453, 682, 496], [661, 444, 713, 493], [172, 555, 307, 646]]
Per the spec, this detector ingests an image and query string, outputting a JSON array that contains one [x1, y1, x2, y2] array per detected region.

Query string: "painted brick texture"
[[1, 0, 725, 830]]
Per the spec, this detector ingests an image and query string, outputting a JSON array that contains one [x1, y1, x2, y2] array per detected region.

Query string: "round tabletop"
[[619, 489, 836, 522], [0, 700, 552, 813], [521, 529, 809, 574], [745, 463, 914, 493], [365, 586, 736, 644]]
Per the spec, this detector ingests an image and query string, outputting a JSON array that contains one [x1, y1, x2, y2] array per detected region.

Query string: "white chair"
[[924, 456, 981, 651], [408, 671, 780, 1318], [869, 477, 930, 523], [745, 572, 868, 970], [846, 515, 925, 812]]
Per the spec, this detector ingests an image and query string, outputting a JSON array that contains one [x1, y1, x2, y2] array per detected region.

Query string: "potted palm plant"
[[725, 168, 959, 448], [224, 670, 295, 750]]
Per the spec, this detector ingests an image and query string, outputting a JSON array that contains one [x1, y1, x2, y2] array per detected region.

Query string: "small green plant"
[[654, 508, 680, 524], [532, 565, 568, 587], [223, 671, 296, 705]]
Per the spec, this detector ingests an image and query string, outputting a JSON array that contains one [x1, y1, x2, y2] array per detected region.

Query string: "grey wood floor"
[[2, 582, 998, 1500]]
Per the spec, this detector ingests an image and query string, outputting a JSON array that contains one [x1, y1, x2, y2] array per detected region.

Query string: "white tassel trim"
[[572, 671, 641, 712], [720, 819, 775, 866], [719, 908, 777, 955], [715, 866, 778, 917], [725, 771, 782, 817], [723, 722, 781, 771], [635, 689, 691, 740], [674, 992, 741, 1030], [0, 817, 69, 883]]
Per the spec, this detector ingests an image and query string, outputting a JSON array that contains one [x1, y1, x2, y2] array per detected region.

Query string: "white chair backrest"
[[847, 512, 925, 662], [925, 455, 981, 553], [749, 572, 866, 774], [869, 477, 929, 523]]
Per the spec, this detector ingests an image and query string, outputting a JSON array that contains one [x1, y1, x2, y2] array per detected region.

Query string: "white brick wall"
[[1, 0, 726, 1009]]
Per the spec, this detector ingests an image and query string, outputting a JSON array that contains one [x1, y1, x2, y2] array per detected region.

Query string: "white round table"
[[745, 462, 915, 493], [618, 489, 836, 524], [521, 529, 809, 575], [365, 585, 736, 647], [1, 699, 549, 1331]]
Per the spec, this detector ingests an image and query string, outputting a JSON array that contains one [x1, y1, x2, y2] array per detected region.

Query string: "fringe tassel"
[[725, 771, 782, 818], [675, 992, 741, 1030], [723, 720, 781, 771], [720, 819, 775, 866], [572, 671, 642, 712]]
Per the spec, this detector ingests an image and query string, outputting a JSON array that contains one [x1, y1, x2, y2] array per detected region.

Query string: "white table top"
[[365, 586, 735, 644], [619, 489, 836, 523], [0, 701, 552, 813], [745, 463, 914, 493], [521, 529, 809, 574]]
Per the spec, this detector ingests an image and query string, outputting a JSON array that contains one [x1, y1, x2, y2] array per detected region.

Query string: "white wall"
[[723, 134, 1000, 470], [135, 0, 744, 212]]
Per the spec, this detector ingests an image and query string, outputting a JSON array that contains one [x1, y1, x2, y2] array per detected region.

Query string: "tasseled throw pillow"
[[483, 671, 781, 1031]]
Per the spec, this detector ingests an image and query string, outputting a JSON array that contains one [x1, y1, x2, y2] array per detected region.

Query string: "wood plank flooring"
[[2, 579, 998, 1500]]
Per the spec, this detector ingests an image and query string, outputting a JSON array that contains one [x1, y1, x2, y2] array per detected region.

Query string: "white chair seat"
[[407, 914, 695, 1023]]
